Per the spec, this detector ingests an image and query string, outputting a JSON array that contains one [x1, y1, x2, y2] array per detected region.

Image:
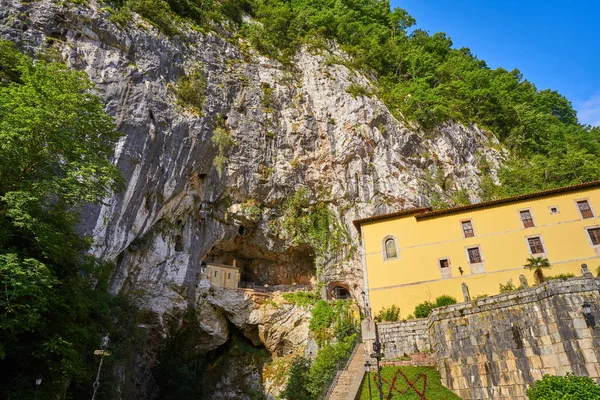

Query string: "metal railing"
[[318, 333, 362, 400], [237, 282, 314, 293]]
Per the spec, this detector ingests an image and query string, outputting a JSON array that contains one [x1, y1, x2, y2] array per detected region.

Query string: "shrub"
[[526, 374, 600, 399], [306, 335, 356, 396], [414, 301, 434, 319], [376, 304, 401, 322], [282, 291, 320, 307], [309, 300, 334, 346], [413, 295, 457, 319], [545, 273, 575, 281], [174, 67, 207, 115], [345, 83, 371, 98], [280, 357, 311, 400], [435, 295, 457, 307], [499, 279, 518, 293]]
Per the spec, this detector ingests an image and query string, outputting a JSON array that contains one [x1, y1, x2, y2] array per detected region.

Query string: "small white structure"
[[205, 260, 240, 289]]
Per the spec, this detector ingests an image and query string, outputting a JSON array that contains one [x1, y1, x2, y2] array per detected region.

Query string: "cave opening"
[[328, 282, 351, 300], [202, 237, 316, 288]]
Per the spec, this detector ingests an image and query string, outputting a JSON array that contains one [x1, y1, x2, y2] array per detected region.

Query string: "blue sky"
[[394, 0, 600, 126]]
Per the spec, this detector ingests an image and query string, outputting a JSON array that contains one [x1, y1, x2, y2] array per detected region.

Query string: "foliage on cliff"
[[0, 40, 123, 398], [107, 0, 600, 199]]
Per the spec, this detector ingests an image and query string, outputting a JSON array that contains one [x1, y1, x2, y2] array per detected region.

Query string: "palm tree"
[[523, 256, 551, 284]]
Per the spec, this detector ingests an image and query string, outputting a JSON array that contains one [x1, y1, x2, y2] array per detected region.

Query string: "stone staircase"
[[327, 344, 365, 400]]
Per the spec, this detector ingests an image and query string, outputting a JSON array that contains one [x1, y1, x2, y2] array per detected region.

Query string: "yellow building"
[[354, 181, 600, 317], [205, 262, 241, 289]]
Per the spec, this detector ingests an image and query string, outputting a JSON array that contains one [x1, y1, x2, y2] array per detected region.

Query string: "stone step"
[[327, 344, 366, 400]]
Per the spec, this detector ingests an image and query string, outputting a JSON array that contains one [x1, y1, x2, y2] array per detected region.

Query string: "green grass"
[[358, 366, 461, 400]]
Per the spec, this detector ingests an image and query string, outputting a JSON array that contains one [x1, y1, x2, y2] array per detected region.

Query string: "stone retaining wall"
[[372, 277, 600, 399], [429, 277, 600, 399], [378, 318, 430, 359]]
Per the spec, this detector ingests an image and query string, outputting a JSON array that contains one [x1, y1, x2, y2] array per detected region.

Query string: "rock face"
[[0, 0, 504, 396]]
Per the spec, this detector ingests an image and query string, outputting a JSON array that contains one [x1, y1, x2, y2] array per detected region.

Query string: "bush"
[[282, 291, 320, 307], [545, 273, 575, 281], [413, 295, 457, 318], [527, 374, 600, 399], [375, 304, 401, 322], [280, 357, 311, 400], [174, 67, 207, 115], [306, 335, 356, 396], [309, 300, 334, 346], [499, 279, 518, 293]]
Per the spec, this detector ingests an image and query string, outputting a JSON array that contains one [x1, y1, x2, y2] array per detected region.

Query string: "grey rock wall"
[[0, 0, 505, 396]]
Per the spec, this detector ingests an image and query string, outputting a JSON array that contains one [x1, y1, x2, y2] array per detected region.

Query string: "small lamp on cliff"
[[91, 334, 112, 400], [34, 375, 42, 400], [583, 303, 596, 328], [364, 361, 373, 400]]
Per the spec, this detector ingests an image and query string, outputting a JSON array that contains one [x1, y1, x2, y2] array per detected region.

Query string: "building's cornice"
[[352, 180, 600, 230]]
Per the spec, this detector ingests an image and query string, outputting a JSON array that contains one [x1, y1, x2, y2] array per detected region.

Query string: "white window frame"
[[382, 235, 399, 261], [438, 257, 452, 279], [518, 208, 536, 229], [585, 225, 600, 248], [524, 234, 547, 258], [548, 205, 560, 215], [460, 219, 476, 238], [575, 198, 595, 219], [465, 245, 485, 274]]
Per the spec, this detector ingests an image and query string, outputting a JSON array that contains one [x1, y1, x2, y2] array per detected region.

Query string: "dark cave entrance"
[[328, 282, 351, 300], [203, 230, 317, 287]]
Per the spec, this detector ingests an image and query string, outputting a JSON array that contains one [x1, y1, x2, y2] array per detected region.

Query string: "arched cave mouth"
[[203, 228, 316, 286], [328, 281, 351, 300]]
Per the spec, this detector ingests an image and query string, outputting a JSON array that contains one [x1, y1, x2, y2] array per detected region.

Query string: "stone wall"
[[377, 319, 431, 359], [371, 277, 600, 399], [428, 277, 600, 399]]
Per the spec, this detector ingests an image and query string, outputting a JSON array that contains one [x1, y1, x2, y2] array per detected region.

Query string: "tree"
[[527, 374, 600, 399], [523, 256, 552, 284], [0, 40, 122, 398]]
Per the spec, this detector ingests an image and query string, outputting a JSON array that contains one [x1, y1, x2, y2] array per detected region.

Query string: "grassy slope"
[[359, 366, 461, 400]]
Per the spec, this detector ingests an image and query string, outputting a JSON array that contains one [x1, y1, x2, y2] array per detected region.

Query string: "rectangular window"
[[520, 210, 535, 228], [228, 272, 232, 279], [214, 271, 218, 277], [439, 259, 449, 268], [467, 247, 482, 264], [462, 220, 475, 238], [578, 200, 594, 219], [528, 236, 545, 254], [588, 228, 600, 245]]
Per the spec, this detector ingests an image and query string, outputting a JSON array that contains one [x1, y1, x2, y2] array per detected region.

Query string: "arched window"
[[384, 237, 397, 259]]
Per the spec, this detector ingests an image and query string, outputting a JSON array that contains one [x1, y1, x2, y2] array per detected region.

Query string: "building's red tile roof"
[[352, 180, 600, 231]]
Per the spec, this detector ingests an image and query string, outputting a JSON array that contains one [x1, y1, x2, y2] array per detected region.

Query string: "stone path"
[[327, 344, 365, 400]]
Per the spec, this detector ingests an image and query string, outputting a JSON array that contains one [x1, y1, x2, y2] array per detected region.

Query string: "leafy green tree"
[[523, 257, 552, 284], [0, 40, 122, 398], [280, 357, 312, 400], [527, 374, 600, 400]]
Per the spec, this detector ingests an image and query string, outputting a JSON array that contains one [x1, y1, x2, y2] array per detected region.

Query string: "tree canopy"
[[0, 40, 122, 399]]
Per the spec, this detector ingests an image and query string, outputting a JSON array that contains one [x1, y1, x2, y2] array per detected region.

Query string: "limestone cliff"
[[0, 0, 504, 397]]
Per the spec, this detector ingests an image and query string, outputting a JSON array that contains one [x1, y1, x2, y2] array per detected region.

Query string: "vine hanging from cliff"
[[279, 187, 348, 274]]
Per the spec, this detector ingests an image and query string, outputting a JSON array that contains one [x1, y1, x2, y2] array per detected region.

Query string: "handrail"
[[318, 334, 362, 400]]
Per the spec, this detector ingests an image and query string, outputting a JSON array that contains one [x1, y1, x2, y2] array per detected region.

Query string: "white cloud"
[[577, 92, 600, 127]]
